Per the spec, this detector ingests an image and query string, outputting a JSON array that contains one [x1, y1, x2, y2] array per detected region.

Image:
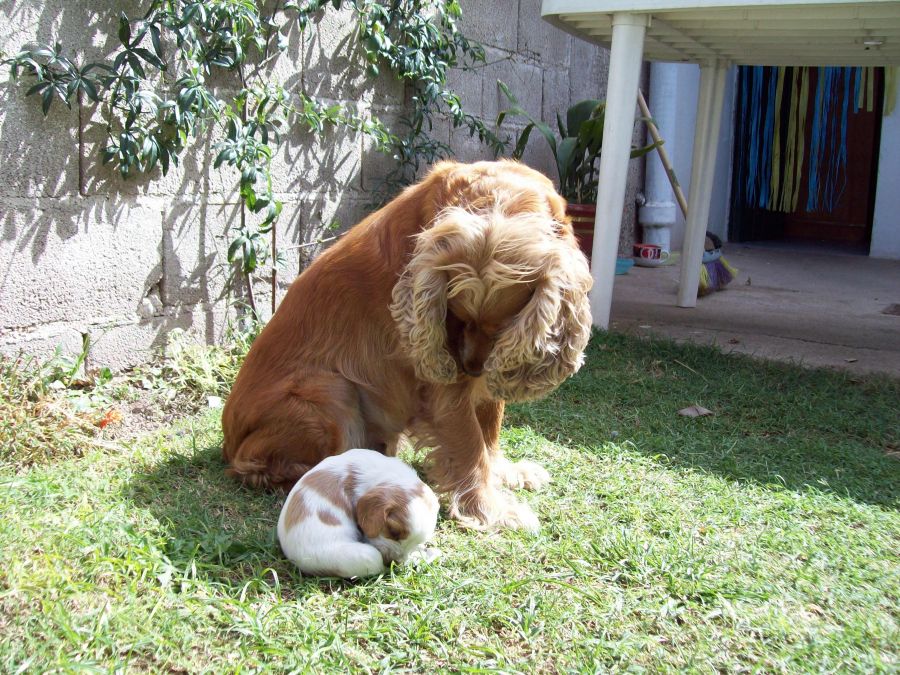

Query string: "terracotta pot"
[[566, 202, 595, 262]]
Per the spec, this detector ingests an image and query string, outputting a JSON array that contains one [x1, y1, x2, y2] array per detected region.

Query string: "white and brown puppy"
[[277, 449, 440, 578]]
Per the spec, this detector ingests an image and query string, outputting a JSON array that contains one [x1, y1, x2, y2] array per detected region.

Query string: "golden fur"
[[222, 160, 592, 529]]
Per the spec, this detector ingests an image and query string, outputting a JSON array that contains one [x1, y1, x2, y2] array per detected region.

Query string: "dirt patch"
[[100, 385, 218, 443]]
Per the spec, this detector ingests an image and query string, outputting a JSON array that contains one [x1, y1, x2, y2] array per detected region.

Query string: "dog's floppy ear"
[[356, 486, 409, 541], [486, 233, 593, 402], [390, 223, 460, 384]]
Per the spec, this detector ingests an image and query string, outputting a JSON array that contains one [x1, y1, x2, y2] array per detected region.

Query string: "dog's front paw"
[[494, 496, 540, 532], [451, 487, 540, 532], [494, 457, 551, 491]]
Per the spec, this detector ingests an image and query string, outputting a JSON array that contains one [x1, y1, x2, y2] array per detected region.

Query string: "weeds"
[[1, 323, 257, 466], [0, 353, 100, 467], [135, 326, 257, 411]]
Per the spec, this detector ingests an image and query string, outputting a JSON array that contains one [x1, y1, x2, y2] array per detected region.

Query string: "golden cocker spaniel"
[[222, 160, 593, 530]]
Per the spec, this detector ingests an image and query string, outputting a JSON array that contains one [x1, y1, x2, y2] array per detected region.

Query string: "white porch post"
[[677, 59, 729, 307], [589, 12, 649, 329], [639, 63, 683, 251]]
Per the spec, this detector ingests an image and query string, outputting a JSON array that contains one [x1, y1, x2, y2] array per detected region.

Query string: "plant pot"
[[566, 203, 596, 262]]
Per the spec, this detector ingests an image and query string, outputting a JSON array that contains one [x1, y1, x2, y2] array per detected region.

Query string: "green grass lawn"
[[1, 333, 898, 672]]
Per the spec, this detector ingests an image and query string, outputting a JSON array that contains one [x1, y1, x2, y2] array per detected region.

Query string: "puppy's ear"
[[356, 487, 389, 540], [356, 487, 410, 541], [383, 503, 409, 541]]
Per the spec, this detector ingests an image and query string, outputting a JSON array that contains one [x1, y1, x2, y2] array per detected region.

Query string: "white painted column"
[[589, 12, 649, 329], [870, 66, 900, 259], [677, 59, 729, 308], [639, 63, 682, 251]]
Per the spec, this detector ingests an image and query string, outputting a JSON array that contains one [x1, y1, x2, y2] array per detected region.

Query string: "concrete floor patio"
[[609, 244, 900, 378]]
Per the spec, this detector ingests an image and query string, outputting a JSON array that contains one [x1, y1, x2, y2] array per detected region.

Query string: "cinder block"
[[517, 0, 570, 67], [0, 88, 80, 198], [0, 322, 85, 365], [87, 302, 235, 372], [87, 319, 161, 372], [260, 198, 311, 303], [270, 198, 306, 280], [459, 0, 518, 52], [0, 196, 164, 330], [307, 191, 373, 238], [0, 0, 138, 69], [301, 6, 404, 107], [447, 66, 485, 119], [359, 108, 403, 195], [257, 16, 305, 89], [449, 120, 501, 165], [569, 40, 610, 101], [412, 116, 453, 181], [270, 121, 362, 194], [77, 103, 208, 199], [358, 96, 453, 188], [518, 129, 557, 185], [542, 68, 570, 135], [262, 192, 374, 309], [481, 48, 543, 125], [1, 1, 185, 199], [161, 199, 239, 307]]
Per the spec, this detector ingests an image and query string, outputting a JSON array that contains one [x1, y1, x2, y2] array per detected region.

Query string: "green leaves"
[[6, 0, 495, 302], [227, 228, 265, 273], [118, 13, 132, 45], [5, 42, 108, 114], [498, 83, 659, 203], [351, 0, 504, 186]]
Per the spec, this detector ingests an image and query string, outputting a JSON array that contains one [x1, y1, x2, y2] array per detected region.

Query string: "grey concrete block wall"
[[0, 0, 642, 370]]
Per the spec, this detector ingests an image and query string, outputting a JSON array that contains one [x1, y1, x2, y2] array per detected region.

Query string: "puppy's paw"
[[408, 546, 443, 566], [494, 457, 551, 491]]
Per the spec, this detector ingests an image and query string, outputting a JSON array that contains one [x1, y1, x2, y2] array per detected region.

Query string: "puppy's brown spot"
[[343, 467, 359, 505], [317, 509, 341, 526], [303, 468, 353, 517], [356, 486, 412, 541], [415, 482, 440, 513], [284, 492, 310, 530]]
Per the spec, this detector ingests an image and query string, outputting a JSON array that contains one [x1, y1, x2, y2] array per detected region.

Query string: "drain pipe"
[[638, 63, 680, 253]]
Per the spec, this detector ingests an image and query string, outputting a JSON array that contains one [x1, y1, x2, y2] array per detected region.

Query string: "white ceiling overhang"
[[542, 0, 900, 66]]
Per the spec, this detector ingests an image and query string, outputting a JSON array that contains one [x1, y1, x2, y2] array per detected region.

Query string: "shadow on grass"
[[125, 437, 383, 596], [125, 329, 898, 591], [507, 332, 900, 510]]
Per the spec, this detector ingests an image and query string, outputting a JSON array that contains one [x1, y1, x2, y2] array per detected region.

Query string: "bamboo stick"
[[637, 89, 689, 218]]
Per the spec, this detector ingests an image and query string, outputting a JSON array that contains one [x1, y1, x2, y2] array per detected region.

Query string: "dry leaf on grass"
[[678, 405, 714, 418]]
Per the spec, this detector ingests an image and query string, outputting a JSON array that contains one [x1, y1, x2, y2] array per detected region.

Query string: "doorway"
[[729, 66, 885, 253]]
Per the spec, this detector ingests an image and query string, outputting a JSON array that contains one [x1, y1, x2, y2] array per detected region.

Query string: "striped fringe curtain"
[[734, 66, 886, 216]]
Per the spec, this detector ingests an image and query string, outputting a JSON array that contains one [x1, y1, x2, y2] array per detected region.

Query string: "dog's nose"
[[462, 364, 483, 377]]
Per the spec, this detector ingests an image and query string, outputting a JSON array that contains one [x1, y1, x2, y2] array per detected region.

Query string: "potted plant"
[[497, 81, 657, 260]]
